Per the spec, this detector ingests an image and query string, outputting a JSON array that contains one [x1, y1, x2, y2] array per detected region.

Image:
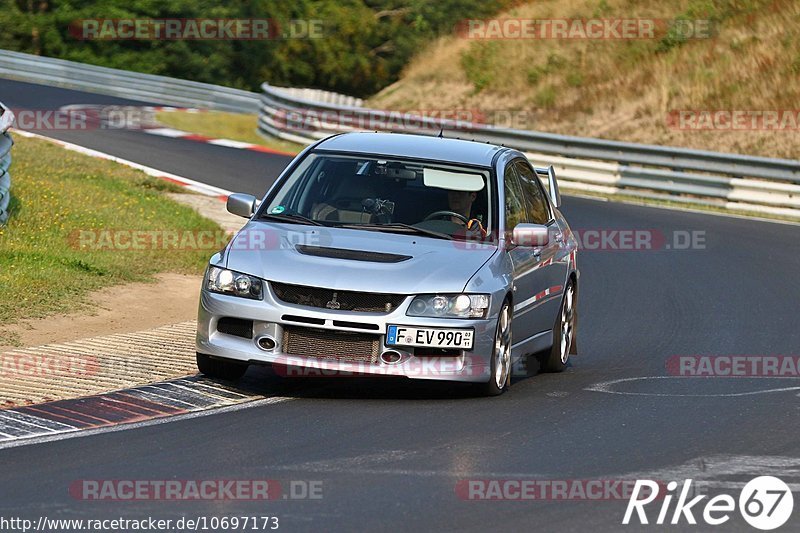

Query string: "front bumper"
[[196, 287, 497, 383]]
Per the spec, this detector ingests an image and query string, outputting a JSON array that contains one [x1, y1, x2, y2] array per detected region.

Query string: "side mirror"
[[512, 223, 549, 247], [226, 193, 258, 218], [547, 165, 561, 208]]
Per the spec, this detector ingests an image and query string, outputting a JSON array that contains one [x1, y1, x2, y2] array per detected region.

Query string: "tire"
[[477, 302, 512, 396], [538, 280, 576, 373], [196, 352, 248, 381]]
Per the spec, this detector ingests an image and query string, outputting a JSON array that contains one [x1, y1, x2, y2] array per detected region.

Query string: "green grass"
[[0, 135, 222, 345], [155, 111, 304, 154]]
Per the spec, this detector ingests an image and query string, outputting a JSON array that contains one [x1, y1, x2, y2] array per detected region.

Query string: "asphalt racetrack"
[[2, 78, 799, 532]]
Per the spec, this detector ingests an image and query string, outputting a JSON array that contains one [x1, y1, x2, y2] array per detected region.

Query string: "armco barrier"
[[258, 83, 800, 220], [0, 49, 361, 115], [0, 48, 796, 219], [0, 49, 260, 113], [0, 102, 13, 225]]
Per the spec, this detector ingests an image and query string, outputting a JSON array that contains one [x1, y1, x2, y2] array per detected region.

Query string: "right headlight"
[[406, 294, 490, 319], [205, 266, 263, 300]]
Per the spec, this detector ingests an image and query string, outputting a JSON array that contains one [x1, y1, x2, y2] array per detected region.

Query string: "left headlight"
[[205, 266, 263, 300], [406, 294, 490, 319]]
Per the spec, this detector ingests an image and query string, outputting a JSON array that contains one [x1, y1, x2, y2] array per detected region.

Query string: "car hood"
[[224, 221, 497, 294]]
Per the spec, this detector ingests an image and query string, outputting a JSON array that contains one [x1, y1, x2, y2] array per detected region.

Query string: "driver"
[[447, 190, 476, 224], [447, 190, 486, 236]]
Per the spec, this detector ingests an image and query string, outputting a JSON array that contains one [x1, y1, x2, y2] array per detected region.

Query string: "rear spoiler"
[[534, 165, 561, 208]]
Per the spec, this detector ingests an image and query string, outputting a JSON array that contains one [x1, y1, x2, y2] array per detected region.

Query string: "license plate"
[[386, 325, 474, 350]]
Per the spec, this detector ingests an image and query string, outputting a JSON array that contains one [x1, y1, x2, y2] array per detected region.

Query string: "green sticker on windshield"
[[271, 205, 285, 214]]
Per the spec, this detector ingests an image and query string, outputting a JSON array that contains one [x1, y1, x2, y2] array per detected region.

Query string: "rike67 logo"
[[623, 476, 794, 530]]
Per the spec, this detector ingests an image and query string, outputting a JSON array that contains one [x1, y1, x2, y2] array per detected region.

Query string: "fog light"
[[380, 350, 402, 364], [256, 336, 276, 351]]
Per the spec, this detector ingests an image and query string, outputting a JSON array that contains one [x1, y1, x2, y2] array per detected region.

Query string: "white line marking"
[[1, 411, 76, 431], [129, 386, 202, 409], [208, 139, 254, 149], [174, 379, 251, 399], [0, 396, 291, 451], [586, 376, 800, 397], [170, 381, 253, 402], [159, 382, 238, 405], [0, 413, 58, 432], [143, 127, 191, 138]]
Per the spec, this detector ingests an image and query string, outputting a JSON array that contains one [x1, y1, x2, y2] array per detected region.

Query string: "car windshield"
[[262, 153, 494, 240]]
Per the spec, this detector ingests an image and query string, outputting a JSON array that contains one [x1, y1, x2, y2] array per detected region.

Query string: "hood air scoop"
[[295, 245, 412, 263]]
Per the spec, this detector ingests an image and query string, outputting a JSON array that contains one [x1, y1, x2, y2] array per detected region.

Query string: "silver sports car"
[[196, 132, 579, 395]]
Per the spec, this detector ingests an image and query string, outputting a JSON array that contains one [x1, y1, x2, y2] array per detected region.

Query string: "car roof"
[[313, 132, 507, 167]]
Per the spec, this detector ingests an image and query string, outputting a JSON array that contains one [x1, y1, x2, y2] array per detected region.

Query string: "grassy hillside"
[[369, 0, 800, 159]]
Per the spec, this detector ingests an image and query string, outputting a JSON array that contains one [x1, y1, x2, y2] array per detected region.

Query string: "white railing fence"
[[258, 83, 800, 220]]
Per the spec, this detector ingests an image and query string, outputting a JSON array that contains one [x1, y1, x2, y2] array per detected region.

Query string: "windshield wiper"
[[338, 222, 453, 240], [259, 213, 326, 226]]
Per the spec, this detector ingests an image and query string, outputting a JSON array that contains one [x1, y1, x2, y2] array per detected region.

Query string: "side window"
[[503, 163, 526, 231], [515, 161, 551, 225]]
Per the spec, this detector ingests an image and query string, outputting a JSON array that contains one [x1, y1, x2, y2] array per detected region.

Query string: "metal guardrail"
[[0, 49, 260, 113], [259, 83, 800, 219], [0, 102, 13, 225], [0, 49, 796, 219], [274, 87, 363, 108], [0, 49, 361, 114]]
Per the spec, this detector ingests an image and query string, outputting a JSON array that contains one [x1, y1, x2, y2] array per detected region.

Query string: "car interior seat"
[[310, 162, 379, 223]]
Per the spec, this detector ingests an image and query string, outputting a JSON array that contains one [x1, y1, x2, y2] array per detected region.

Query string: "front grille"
[[271, 282, 405, 313], [282, 326, 380, 363]]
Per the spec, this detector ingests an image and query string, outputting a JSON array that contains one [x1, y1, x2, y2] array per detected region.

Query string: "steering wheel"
[[424, 210, 469, 224]]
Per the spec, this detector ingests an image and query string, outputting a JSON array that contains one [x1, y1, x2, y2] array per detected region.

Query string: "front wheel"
[[196, 352, 248, 381], [477, 302, 512, 396], [538, 280, 576, 373]]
